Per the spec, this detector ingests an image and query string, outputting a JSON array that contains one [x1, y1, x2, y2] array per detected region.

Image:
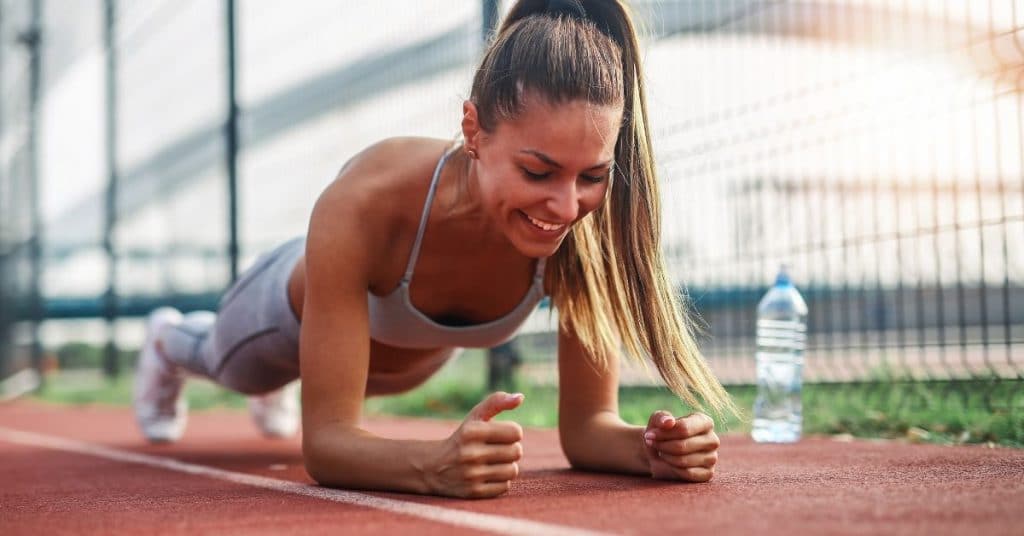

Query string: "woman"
[[134, 0, 739, 499]]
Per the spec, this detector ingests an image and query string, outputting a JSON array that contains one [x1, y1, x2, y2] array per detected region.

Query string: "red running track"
[[1, 401, 1022, 535]]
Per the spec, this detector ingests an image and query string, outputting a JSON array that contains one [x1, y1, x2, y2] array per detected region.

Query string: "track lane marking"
[[0, 426, 610, 536]]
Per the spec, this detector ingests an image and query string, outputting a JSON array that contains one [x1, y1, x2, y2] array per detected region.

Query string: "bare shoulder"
[[307, 137, 454, 276], [316, 137, 451, 217]]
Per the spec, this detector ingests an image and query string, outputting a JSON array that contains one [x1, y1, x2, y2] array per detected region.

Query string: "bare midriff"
[[286, 254, 459, 397]]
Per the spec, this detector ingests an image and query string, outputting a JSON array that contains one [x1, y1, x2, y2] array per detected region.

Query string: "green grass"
[[32, 369, 248, 410], [368, 351, 1024, 448], [29, 351, 1024, 448]]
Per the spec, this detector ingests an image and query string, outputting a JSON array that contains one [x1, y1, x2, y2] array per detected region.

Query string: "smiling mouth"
[[521, 211, 567, 233]]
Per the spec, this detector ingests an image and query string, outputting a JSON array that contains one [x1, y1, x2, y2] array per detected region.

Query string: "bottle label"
[[756, 319, 806, 350]]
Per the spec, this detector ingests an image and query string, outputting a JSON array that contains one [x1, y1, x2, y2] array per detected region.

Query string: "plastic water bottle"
[[751, 266, 808, 443]]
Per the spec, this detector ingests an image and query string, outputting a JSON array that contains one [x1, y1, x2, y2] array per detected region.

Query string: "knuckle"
[[485, 463, 514, 481], [497, 421, 523, 442], [458, 447, 482, 464], [462, 466, 486, 483], [462, 421, 483, 437], [684, 467, 709, 482], [467, 485, 487, 499]]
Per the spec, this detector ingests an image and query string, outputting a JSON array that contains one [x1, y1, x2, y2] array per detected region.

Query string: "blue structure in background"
[[0, 1, 1021, 400]]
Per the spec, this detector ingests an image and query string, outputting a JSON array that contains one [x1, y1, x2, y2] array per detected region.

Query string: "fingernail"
[[660, 417, 672, 426], [644, 431, 655, 441], [644, 438, 653, 447]]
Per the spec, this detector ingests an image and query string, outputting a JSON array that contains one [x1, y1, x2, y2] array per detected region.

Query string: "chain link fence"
[[1, 1, 1022, 416]]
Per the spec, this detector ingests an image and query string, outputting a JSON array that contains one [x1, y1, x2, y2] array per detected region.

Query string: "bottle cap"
[[775, 264, 792, 287]]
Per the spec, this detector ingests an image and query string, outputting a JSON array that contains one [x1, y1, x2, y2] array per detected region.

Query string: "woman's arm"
[[556, 326, 720, 482], [299, 175, 438, 494], [299, 146, 525, 498], [556, 326, 651, 475]]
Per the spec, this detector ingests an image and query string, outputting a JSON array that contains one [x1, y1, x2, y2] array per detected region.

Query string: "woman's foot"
[[133, 307, 188, 443], [249, 381, 300, 438]]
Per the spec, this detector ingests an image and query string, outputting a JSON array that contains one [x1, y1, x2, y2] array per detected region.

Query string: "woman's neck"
[[436, 147, 514, 253]]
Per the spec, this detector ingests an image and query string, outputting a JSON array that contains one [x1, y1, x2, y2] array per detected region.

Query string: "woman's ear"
[[461, 100, 481, 151]]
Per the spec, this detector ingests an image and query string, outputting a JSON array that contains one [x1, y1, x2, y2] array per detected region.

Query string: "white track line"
[[0, 426, 609, 536]]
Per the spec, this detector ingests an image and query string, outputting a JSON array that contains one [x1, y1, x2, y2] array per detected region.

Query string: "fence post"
[[102, 0, 120, 378], [23, 0, 44, 385], [479, 0, 521, 391], [225, 0, 240, 283], [487, 341, 522, 392], [0, 0, 7, 379], [482, 0, 499, 42]]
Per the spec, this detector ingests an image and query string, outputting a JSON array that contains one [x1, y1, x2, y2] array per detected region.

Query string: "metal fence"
[[1, 1, 1022, 415]]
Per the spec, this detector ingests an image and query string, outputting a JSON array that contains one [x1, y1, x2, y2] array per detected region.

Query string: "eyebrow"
[[519, 149, 613, 171]]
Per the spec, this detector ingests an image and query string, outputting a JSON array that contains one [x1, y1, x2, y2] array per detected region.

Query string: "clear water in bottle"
[[751, 266, 808, 443]]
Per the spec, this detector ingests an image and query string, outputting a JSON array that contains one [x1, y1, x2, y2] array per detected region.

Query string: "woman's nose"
[[547, 182, 580, 223]]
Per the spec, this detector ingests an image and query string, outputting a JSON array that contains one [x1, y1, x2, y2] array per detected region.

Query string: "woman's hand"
[[642, 410, 720, 482], [421, 392, 525, 499]]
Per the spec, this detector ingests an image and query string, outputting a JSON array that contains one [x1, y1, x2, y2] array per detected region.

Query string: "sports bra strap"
[[401, 143, 461, 283]]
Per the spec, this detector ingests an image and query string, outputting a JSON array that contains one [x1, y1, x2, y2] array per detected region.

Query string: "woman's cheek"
[[580, 184, 610, 216]]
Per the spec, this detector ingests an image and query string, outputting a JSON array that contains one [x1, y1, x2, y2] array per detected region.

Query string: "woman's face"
[[465, 95, 623, 258]]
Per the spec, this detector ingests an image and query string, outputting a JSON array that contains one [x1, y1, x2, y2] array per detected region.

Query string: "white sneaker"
[[133, 307, 188, 443], [249, 381, 300, 438]]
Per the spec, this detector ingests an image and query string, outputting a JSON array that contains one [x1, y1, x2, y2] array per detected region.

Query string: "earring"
[[466, 148, 478, 159]]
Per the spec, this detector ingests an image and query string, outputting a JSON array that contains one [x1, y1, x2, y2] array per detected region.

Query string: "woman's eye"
[[521, 168, 608, 183], [521, 168, 550, 180]]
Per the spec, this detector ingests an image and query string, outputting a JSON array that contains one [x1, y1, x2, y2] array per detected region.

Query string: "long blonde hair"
[[471, 0, 739, 418]]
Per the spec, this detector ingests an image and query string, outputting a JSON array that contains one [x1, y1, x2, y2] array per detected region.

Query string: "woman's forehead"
[[495, 98, 622, 155]]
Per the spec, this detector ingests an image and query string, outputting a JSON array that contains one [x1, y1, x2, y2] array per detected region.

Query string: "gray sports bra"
[[367, 143, 548, 349]]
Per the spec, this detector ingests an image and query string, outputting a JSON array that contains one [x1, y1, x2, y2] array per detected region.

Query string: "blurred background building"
[[1, 1, 1021, 403]]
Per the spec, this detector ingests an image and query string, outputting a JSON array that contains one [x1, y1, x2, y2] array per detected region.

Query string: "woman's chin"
[[508, 233, 566, 259]]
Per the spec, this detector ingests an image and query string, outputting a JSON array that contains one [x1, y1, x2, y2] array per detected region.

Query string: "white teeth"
[[526, 213, 565, 232]]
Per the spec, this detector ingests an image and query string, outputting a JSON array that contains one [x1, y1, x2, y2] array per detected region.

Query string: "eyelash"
[[521, 169, 607, 184]]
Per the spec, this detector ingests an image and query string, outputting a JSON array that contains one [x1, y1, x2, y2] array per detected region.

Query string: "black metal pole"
[[103, 0, 119, 378], [482, 0, 499, 42], [0, 1, 8, 379], [480, 0, 517, 391], [25, 0, 44, 383], [225, 0, 240, 282]]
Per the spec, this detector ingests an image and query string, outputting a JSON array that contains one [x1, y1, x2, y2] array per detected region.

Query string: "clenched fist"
[[422, 392, 525, 499], [642, 411, 720, 482]]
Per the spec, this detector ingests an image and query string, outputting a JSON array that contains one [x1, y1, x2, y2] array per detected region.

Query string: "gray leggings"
[[157, 237, 305, 395]]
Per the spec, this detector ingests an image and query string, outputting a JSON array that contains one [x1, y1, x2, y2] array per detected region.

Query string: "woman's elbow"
[[302, 437, 331, 485], [558, 428, 590, 470]]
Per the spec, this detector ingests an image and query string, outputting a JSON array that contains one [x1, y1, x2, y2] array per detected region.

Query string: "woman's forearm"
[[559, 411, 651, 476], [303, 423, 438, 494]]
